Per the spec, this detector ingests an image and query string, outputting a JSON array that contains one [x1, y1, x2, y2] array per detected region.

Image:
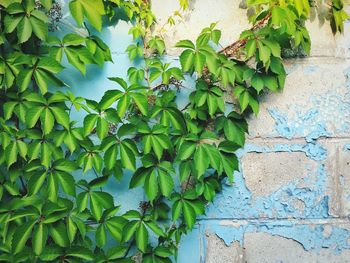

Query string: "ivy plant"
[[0, 0, 348, 262]]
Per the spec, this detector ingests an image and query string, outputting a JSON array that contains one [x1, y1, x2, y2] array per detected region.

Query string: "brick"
[[335, 141, 350, 217], [206, 138, 338, 219], [151, 1, 350, 58], [152, 0, 249, 56], [244, 231, 350, 263], [205, 234, 245, 263], [248, 58, 350, 138], [241, 150, 318, 198]]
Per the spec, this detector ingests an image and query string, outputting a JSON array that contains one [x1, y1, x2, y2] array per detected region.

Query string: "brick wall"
[[152, 1, 350, 262], [61, 0, 350, 261]]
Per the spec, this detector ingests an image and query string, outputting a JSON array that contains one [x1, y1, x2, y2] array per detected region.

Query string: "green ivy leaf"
[[66, 247, 93, 260], [17, 17, 32, 43], [175, 40, 195, 49], [183, 201, 196, 229], [194, 145, 209, 177], [179, 50, 195, 72], [96, 224, 107, 247], [130, 93, 148, 116], [145, 170, 158, 201], [224, 120, 246, 146], [107, 246, 128, 260], [136, 223, 148, 252], [56, 171, 76, 196], [246, 39, 257, 59], [12, 220, 36, 254], [177, 141, 196, 161], [28, 172, 47, 195], [32, 223, 48, 256], [69, 0, 105, 31], [158, 169, 174, 197]]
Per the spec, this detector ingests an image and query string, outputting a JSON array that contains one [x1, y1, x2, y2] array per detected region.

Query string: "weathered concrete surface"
[[161, 1, 350, 262], [241, 151, 318, 198], [56, 0, 350, 261], [337, 143, 350, 217], [152, 0, 350, 57], [202, 219, 350, 262], [152, 0, 249, 55], [248, 57, 350, 139], [206, 235, 245, 263], [244, 231, 350, 263]]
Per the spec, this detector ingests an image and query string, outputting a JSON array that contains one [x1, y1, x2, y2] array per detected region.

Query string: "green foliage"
[[0, 0, 348, 262]]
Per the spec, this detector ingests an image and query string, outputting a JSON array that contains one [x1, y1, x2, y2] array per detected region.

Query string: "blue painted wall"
[[58, 3, 350, 260]]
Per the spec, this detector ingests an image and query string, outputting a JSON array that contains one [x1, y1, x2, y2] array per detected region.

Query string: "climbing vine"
[[0, 0, 348, 262]]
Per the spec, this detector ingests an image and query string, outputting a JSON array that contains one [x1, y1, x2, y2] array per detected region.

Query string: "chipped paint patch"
[[194, 63, 350, 259]]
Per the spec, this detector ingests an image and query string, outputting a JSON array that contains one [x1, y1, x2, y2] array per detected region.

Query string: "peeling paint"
[[58, 10, 350, 260], [188, 63, 350, 259], [205, 221, 350, 254]]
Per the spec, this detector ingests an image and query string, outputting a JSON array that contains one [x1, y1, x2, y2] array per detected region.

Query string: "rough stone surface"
[[244, 231, 350, 263], [248, 57, 350, 139], [205, 235, 245, 263], [337, 142, 350, 217], [59, 0, 350, 261], [162, 1, 350, 262], [152, 0, 350, 57], [241, 151, 318, 198]]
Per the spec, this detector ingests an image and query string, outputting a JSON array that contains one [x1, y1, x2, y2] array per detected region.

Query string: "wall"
[[60, 0, 350, 262], [151, 0, 350, 262]]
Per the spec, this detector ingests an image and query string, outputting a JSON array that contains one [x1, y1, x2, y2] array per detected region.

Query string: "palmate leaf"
[[4, 140, 27, 168], [158, 169, 174, 197], [28, 171, 46, 195], [0, 0, 347, 261], [17, 57, 65, 93], [12, 220, 36, 254], [65, 246, 94, 261], [69, 0, 105, 31], [56, 171, 76, 196], [130, 92, 148, 116], [49, 222, 70, 247], [179, 49, 195, 72], [4, 3, 48, 43], [96, 224, 107, 247], [32, 223, 48, 256], [136, 223, 148, 252], [50, 34, 107, 74], [193, 145, 210, 177], [145, 170, 158, 201], [17, 17, 32, 43], [182, 201, 196, 229], [90, 191, 114, 220]]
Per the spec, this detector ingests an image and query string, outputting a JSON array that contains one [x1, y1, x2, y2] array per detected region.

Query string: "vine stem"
[[219, 12, 272, 58]]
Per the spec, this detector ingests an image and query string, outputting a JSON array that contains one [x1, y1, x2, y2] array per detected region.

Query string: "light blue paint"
[[205, 220, 350, 254], [205, 142, 329, 220], [304, 65, 319, 73], [268, 108, 330, 141], [343, 144, 350, 151], [54, 6, 350, 261], [177, 226, 202, 263], [198, 59, 350, 259], [268, 63, 350, 139]]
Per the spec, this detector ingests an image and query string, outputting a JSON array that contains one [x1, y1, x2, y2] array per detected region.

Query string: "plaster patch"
[[205, 221, 350, 255]]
